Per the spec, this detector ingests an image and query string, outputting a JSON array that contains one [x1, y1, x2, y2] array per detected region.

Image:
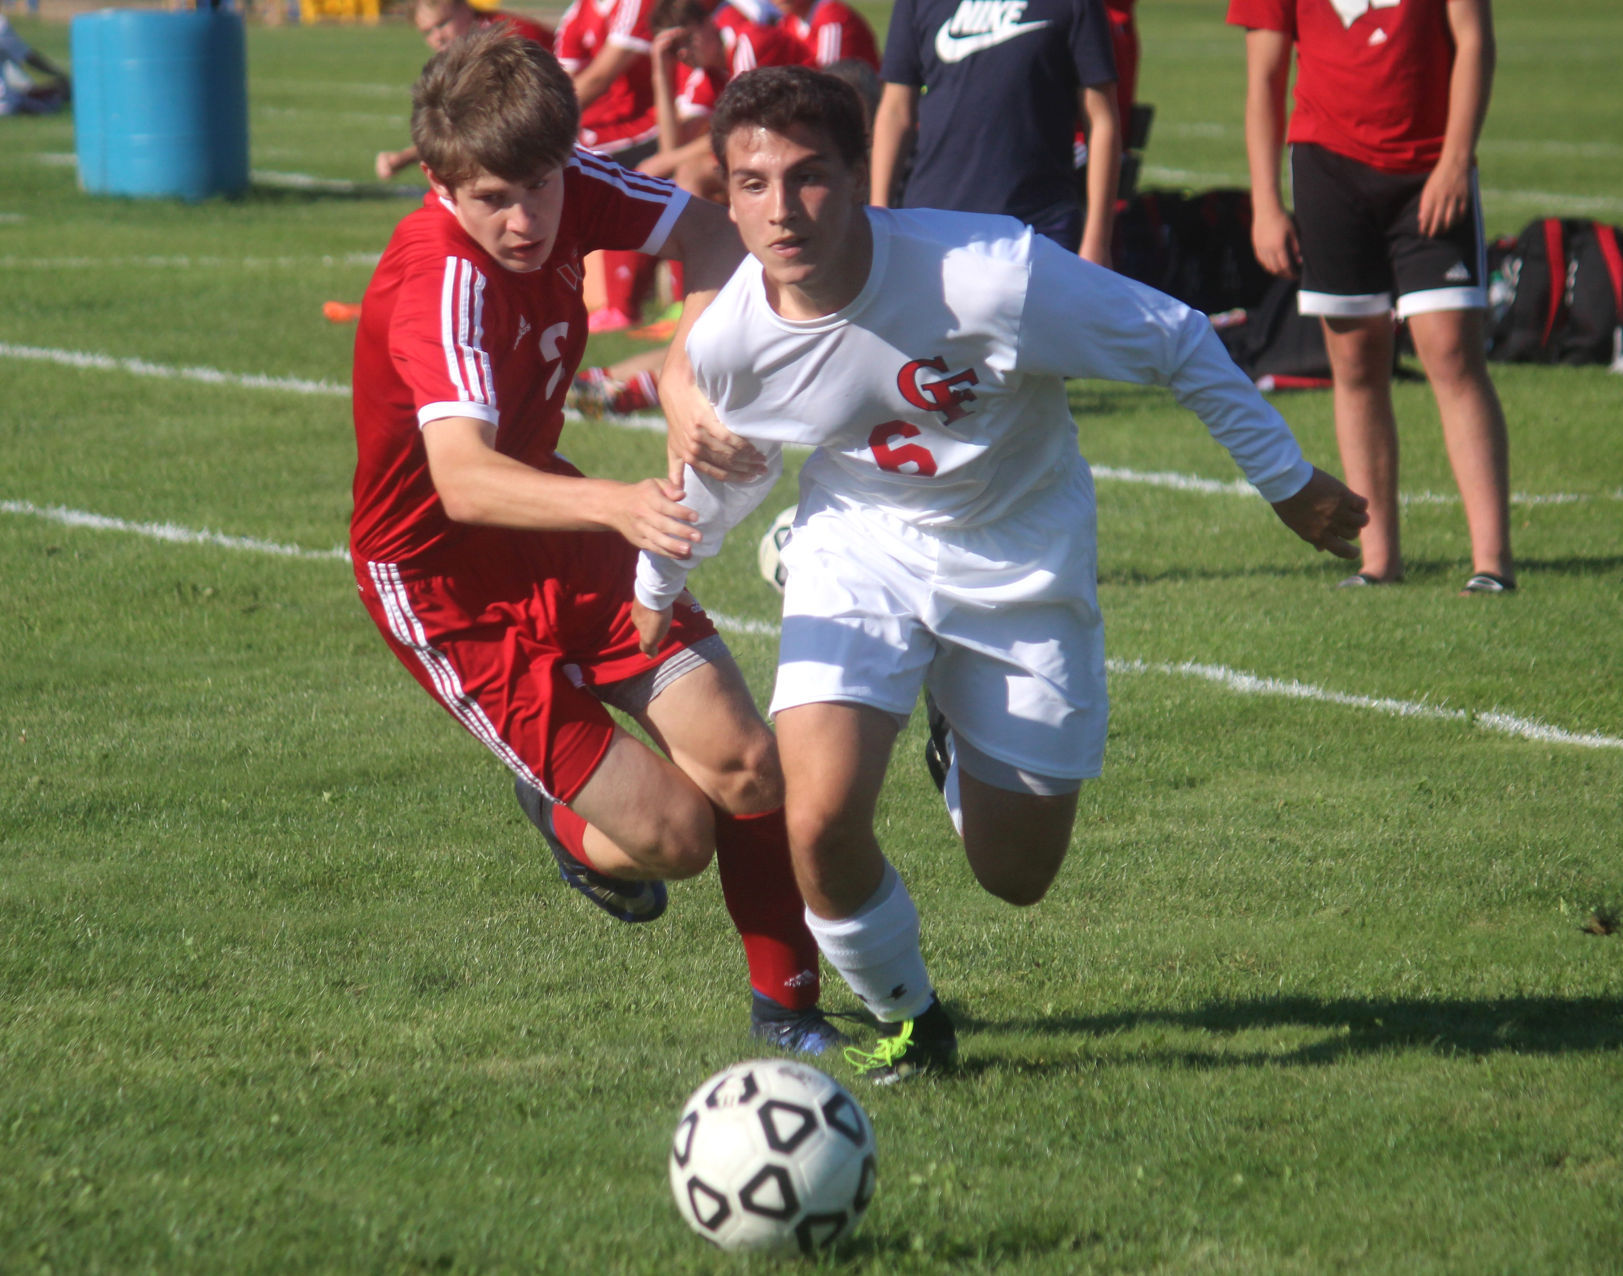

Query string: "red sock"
[[609, 370, 659, 414], [549, 802, 596, 867], [713, 808, 820, 1011]]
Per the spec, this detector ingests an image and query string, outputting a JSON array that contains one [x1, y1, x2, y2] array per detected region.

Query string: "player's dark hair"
[[411, 26, 579, 190], [650, 0, 708, 34], [710, 66, 868, 174]]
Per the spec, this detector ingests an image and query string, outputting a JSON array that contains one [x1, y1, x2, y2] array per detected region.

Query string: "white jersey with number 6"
[[636, 206, 1311, 609]]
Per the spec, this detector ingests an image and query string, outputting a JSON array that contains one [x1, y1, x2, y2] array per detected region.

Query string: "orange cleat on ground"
[[323, 300, 363, 323]]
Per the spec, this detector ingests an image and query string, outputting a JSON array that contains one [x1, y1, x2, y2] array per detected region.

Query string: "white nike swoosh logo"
[[934, 19, 1052, 63]]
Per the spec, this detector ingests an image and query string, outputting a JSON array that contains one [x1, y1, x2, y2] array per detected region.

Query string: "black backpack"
[[1214, 276, 1332, 389], [1487, 218, 1623, 366], [1112, 188, 1274, 315]]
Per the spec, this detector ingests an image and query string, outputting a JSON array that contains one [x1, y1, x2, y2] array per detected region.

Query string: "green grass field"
[[2, 2, 1620, 1271]]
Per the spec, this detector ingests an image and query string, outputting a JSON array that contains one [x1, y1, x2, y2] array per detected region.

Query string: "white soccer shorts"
[[769, 461, 1108, 785]]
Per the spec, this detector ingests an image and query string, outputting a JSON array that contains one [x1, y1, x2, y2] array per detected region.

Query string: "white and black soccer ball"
[[669, 1059, 877, 1255], [756, 505, 797, 594]]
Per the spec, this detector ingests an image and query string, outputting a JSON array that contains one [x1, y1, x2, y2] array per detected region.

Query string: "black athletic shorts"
[[1290, 142, 1486, 319]]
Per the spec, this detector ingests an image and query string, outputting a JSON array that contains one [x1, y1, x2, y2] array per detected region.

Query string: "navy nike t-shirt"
[[880, 0, 1116, 221]]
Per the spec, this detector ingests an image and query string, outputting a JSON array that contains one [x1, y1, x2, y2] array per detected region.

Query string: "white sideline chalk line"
[[3, 341, 1618, 510], [0, 341, 349, 398], [1111, 658, 1623, 752], [252, 170, 423, 197], [3, 498, 1618, 752], [1, 499, 351, 561]]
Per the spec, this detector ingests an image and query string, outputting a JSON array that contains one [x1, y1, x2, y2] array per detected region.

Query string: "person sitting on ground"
[[0, 15, 70, 117], [374, 0, 554, 181], [642, 0, 812, 199], [778, 0, 879, 71]]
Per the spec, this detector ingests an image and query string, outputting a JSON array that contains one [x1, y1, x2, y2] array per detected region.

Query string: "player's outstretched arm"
[[422, 415, 700, 555], [1269, 467, 1369, 560]]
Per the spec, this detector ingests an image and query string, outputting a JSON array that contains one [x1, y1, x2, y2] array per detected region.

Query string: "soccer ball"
[[757, 504, 797, 594], [669, 1059, 878, 1254]]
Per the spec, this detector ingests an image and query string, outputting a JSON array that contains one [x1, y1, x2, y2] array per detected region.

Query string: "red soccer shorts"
[[355, 522, 718, 804]]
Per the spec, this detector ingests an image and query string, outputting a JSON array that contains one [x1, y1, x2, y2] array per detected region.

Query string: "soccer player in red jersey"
[[375, 0, 556, 181], [1230, 0, 1515, 594], [779, 0, 880, 71], [350, 29, 844, 1054]]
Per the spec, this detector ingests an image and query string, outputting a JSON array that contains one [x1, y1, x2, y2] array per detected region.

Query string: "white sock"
[[804, 863, 934, 1023], [942, 753, 964, 838]]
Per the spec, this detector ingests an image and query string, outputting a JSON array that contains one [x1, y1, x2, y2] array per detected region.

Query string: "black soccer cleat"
[[844, 996, 959, 1085], [514, 776, 667, 923], [922, 692, 954, 794]]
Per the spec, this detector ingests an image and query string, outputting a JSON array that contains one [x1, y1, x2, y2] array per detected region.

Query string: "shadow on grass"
[[1100, 552, 1623, 589], [954, 993, 1623, 1069], [836, 1221, 1110, 1266]]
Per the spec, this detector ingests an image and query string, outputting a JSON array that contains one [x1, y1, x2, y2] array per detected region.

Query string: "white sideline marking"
[[2, 498, 1618, 751], [252, 170, 422, 197], [0, 341, 349, 398], [3, 342, 1619, 510], [1, 499, 350, 561], [258, 106, 404, 127], [253, 78, 403, 98], [1110, 658, 1623, 751]]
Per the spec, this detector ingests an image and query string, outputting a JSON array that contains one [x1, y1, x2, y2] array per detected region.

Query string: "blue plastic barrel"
[[71, 10, 249, 201]]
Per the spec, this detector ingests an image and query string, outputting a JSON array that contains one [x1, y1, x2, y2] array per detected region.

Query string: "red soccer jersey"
[[480, 9, 556, 50], [1226, 0, 1456, 174], [783, 0, 879, 69], [350, 152, 686, 566], [675, 18, 814, 118], [555, 0, 661, 153]]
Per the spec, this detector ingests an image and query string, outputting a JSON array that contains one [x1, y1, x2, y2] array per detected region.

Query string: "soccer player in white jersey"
[[635, 67, 1369, 1083]]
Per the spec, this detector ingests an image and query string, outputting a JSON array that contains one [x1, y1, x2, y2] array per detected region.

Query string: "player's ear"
[[423, 166, 454, 202]]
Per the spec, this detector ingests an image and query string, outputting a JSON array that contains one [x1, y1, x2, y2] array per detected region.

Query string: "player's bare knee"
[[710, 731, 785, 815], [973, 863, 1054, 907], [637, 796, 715, 879], [783, 801, 862, 864]]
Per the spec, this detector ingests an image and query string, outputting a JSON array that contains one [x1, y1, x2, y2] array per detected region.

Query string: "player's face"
[[432, 163, 567, 274], [672, 22, 726, 73], [724, 122, 870, 320], [416, 3, 474, 51]]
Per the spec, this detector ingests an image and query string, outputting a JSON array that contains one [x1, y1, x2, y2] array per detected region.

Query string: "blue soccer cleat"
[[749, 992, 853, 1057], [514, 776, 667, 923]]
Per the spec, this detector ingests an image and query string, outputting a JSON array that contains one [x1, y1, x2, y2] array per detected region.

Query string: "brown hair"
[[649, 0, 708, 34], [710, 66, 869, 173], [411, 26, 580, 190]]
